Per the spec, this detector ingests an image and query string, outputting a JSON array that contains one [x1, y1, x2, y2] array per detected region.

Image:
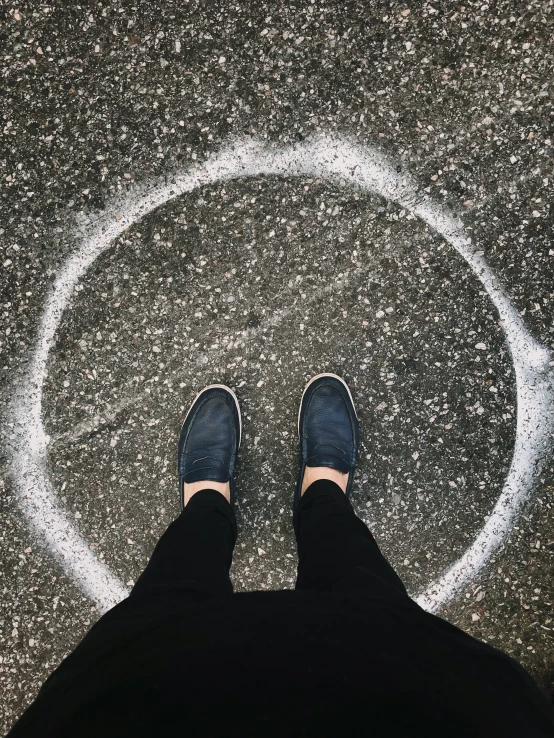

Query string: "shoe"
[[295, 373, 360, 510], [178, 384, 241, 509]]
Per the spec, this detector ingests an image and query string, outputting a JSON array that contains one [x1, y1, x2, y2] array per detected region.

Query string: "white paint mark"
[[7, 133, 554, 614]]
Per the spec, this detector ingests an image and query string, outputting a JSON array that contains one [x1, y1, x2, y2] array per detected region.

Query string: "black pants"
[[11, 480, 554, 737], [31, 478, 411, 701], [131, 479, 408, 604]]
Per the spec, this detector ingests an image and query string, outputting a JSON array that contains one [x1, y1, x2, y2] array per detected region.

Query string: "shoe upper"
[[298, 375, 360, 498], [178, 387, 240, 507]]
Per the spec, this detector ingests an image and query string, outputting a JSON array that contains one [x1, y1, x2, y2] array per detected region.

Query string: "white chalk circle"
[[9, 134, 554, 613]]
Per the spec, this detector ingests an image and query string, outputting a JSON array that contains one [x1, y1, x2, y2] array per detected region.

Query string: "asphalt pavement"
[[1, 0, 554, 731]]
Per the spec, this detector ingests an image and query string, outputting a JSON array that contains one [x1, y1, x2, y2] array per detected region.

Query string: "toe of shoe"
[[178, 387, 240, 485], [299, 376, 359, 472]]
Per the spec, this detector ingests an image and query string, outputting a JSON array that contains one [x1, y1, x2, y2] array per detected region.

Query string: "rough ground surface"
[[1, 0, 554, 731]]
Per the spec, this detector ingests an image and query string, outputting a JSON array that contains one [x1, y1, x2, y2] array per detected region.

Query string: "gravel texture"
[[1, 0, 554, 731]]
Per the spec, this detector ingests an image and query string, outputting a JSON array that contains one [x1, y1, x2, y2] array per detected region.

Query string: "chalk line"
[[7, 133, 554, 613]]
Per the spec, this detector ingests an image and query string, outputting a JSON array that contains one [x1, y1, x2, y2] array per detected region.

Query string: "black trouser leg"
[[32, 490, 236, 699], [131, 489, 236, 599], [294, 479, 410, 602]]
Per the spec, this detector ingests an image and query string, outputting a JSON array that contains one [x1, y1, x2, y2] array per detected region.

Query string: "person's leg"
[[29, 485, 235, 708], [294, 478, 408, 599], [116, 382, 242, 605], [294, 374, 411, 604], [128, 382, 241, 601], [131, 488, 236, 599], [31, 385, 242, 699]]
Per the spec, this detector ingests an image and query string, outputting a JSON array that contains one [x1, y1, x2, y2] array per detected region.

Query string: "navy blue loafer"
[[295, 373, 360, 510], [178, 384, 241, 509]]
